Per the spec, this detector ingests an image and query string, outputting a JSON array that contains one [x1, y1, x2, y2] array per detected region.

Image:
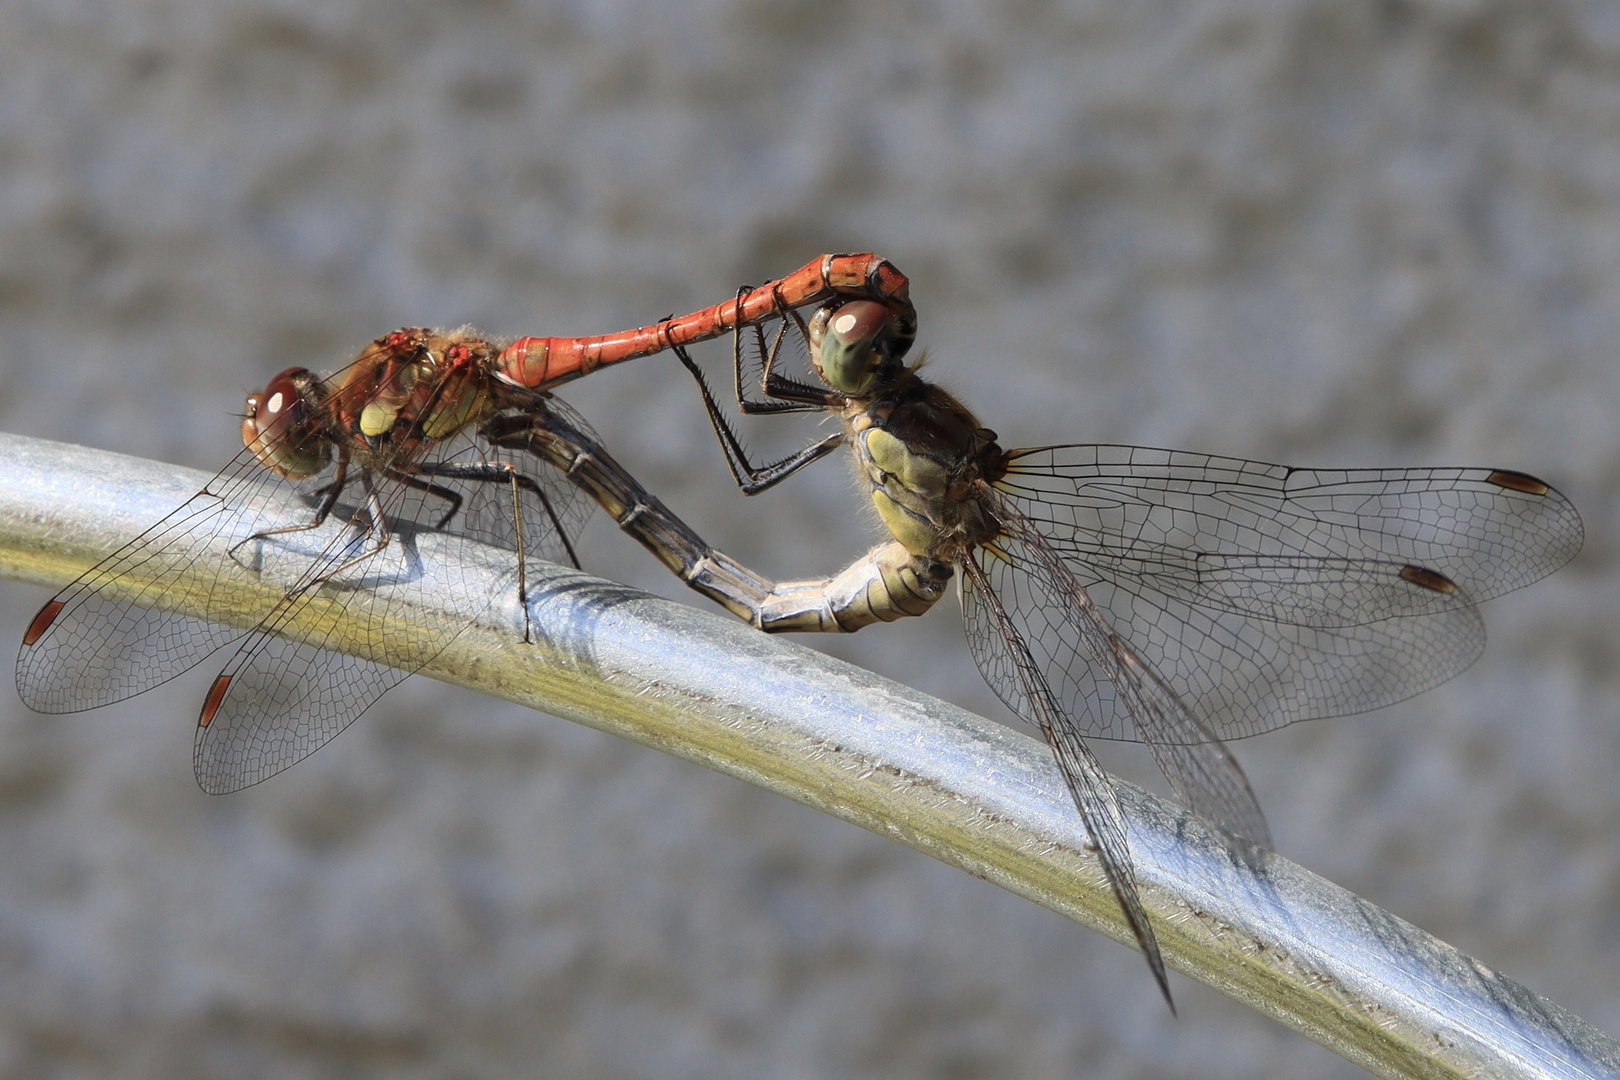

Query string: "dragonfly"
[[15, 254, 1584, 1009], [14, 256, 905, 791], [639, 255, 1584, 1007]]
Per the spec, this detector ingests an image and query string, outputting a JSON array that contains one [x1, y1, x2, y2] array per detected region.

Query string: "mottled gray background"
[[0, 1, 1615, 1077]]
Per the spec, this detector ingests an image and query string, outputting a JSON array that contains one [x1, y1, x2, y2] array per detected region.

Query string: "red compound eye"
[[253, 369, 305, 423], [243, 367, 327, 478]]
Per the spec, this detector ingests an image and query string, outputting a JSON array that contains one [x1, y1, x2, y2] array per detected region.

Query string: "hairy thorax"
[[844, 370, 1007, 565]]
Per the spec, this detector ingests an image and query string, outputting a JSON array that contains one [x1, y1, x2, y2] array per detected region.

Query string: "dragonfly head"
[[808, 300, 904, 395], [243, 367, 330, 479]]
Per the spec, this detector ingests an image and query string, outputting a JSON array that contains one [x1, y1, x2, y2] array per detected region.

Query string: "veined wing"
[[17, 349, 390, 714], [963, 484, 1269, 847], [16, 441, 316, 714], [992, 445, 1584, 741], [959, 553, 1175, 1010], [192, 395, 597, 794]]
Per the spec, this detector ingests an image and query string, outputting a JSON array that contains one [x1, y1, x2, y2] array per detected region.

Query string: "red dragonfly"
[[16, 255, 908, 788], [15, 254, 1583, 1007]]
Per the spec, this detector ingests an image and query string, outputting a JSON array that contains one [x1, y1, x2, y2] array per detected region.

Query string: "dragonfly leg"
[[226, 449, 357, 576], [481, 407, 951, 632], [394, 461, 583, 570], [310, 471, 395, 583], [673, 340, 844, 495], [391, 459, 586, 644], [664, 287, 857, 495], [383, 467, 465, 529], [235, 450, 352, 554], [734, 291, 840, 412]]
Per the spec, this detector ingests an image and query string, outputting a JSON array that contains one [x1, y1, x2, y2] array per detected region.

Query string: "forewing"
[[15, 445, 329, 714], [993, 446, 1583, 740]]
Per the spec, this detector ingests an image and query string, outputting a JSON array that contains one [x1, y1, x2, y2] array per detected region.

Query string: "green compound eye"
[[816, 300, 890, 394]]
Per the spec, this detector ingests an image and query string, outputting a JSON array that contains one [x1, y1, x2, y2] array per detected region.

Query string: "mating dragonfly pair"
[[15, 254, 1583, 1007]]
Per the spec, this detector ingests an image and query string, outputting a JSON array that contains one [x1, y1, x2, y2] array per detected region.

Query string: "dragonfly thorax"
[[332, 328, 495, 454], [848, 374, 1005, 563]]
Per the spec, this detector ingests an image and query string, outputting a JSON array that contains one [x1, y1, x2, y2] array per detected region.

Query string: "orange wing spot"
[[199, 674, 233, 729], [1486, 469, 1549, 495], [22, 600, 65, 647], [1400, 565, 1456, 593]]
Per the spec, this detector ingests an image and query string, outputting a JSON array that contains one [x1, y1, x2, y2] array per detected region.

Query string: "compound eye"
[[812, 301, 890, 395], [243, 367, 326, 478], [251, 370, 305, 430]]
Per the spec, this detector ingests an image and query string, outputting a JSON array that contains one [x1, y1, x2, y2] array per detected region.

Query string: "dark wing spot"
[[1400, 565, 1457, 593], [21, 600, 64, 647], [1486, 470, 1550, 495], [199, 674, 232, 729]]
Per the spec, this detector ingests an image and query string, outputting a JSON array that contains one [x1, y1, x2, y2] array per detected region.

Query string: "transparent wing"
[[16, 443, 315, 714], [992, 445, 1584, 740], [963, 489, 1269, 847], [16, 350, 385, 715], [17, 373, 596, 793], [959, 555, 1174, 1010], [193, 397, 598, 794]]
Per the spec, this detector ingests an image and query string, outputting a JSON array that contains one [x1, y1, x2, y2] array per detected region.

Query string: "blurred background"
[[0, 0, 1616, 1076]]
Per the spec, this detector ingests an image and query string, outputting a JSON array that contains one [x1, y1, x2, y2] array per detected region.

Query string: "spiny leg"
[[675, 336, 843, 495], [261, 468, 397, 601], [731, 288, 832, 413], [418, 462, 580, 567], [233, 451, 352, 560], [389, 458, 585, 643], [382, 467, 466, 529]]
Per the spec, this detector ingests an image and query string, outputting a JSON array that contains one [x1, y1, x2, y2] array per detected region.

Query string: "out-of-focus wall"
[[0, 2, 1614, 1077]]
